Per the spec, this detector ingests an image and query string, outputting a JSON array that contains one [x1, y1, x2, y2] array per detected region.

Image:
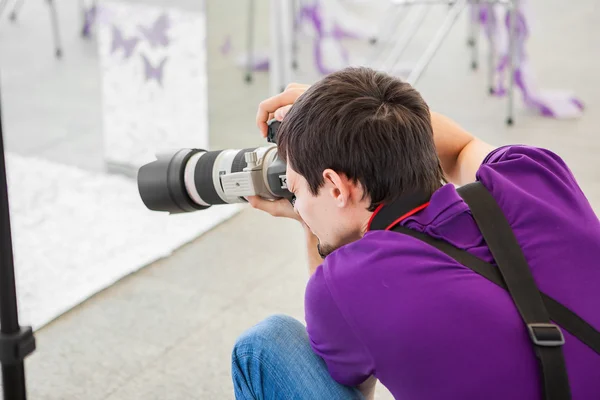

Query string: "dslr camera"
[[137, 120, 292, 213]]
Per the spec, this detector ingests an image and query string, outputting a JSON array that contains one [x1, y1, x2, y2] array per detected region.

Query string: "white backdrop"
[[9, 153, 242, 330]]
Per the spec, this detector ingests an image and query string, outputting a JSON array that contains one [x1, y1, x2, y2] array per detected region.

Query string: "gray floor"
[[0, 0, 598, 398]]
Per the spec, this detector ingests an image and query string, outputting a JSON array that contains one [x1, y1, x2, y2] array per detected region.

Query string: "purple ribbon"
[[478, 1, 583, 118]]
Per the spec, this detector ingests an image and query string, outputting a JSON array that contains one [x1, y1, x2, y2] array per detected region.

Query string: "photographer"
[[230, 67, 600, 399]]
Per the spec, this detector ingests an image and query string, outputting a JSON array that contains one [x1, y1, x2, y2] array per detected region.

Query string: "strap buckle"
[[527, 323, 565, 347]]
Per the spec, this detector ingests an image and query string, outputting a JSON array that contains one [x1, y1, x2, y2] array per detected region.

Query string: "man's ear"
[[322, 169, 351, 207]]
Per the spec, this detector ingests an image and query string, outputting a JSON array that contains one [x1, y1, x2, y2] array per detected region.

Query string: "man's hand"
[[250, 83, 311, 223], [250, 83, 310, 222], [248, 195, 322, 275], [256, 83, 310, 137], [246, 196, 301, 222]]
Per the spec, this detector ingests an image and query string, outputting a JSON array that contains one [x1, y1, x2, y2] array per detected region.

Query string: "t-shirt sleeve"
[[476, 145, 589, 209], [304, 265, 374, 387]]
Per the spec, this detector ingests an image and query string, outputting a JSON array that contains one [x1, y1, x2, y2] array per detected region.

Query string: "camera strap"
[[386, 181, 600, 400], [367, 191, 432, 231]]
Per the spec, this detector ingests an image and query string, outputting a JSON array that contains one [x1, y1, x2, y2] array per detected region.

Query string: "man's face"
[[286, 165, 365, 258]]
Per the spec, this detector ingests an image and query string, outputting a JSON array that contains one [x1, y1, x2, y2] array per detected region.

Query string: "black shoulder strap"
[[459, 182, 570, 399], [391, 224, 600, 355], [391, 182, 600, 400]]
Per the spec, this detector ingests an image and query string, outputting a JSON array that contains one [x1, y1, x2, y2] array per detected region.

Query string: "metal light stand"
[[0, 72, 36, 400]]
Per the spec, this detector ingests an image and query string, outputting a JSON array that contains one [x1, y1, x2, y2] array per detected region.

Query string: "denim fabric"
[[231, 314, 365, 400]]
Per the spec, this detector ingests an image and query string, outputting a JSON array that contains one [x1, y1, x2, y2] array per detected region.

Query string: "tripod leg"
[[245, 0, 255, 83], [47, 0, 63, 58], [9, 0, 25, 22]]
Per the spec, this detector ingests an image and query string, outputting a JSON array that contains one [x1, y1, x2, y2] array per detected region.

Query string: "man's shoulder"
[[477, 144, 577, 188], [476, 144, 590, 220]]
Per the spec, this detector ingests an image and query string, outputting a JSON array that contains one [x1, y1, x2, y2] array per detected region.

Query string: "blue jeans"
[[231, 314, 365, 400]]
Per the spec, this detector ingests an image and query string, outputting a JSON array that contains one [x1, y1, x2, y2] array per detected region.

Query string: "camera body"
[[137, 120, 291, 213]]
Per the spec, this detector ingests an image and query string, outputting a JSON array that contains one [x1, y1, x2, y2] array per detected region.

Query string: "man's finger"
[[275, 105, 293, 121], [247, 196, 290, 218], [247, 196, 277, 214], [285, 83, 307, 91], [256, 88, 306, 137]]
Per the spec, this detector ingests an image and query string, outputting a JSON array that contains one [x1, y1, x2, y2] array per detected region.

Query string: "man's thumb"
[[274, 105, 293, 121]]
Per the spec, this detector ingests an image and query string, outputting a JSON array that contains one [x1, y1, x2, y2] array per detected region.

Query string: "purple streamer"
[[478, 1, 583, 119], [299, 1, 350, 76]]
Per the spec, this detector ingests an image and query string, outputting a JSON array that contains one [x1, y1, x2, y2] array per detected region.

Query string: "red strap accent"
[[366, 203, 385, 231], [384, 202, 430, 231]]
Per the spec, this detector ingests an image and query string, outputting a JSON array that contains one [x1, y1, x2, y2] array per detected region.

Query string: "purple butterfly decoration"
[[138, 13, 170, 48], [142, 54, 168, 86], [111, 25, 139, 59]]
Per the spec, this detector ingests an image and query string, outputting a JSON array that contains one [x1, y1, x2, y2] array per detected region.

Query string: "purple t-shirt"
[[305, 145, 600, 399]]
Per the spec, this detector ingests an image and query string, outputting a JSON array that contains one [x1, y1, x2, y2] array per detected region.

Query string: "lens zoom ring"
[[231, 148, 257, 173], [195, 150, 226, 205]]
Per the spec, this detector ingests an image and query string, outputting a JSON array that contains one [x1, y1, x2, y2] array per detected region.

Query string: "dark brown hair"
[[277, 67, 445, 211]]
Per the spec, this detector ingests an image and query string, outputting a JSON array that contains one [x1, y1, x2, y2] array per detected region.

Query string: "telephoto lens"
[[137, 120, 291, 213]]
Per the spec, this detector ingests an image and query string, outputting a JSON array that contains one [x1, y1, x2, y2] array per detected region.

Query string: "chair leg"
[[47, 0, 63, 58], [9, 0, 25, 22], [245, 0, 255, 83]]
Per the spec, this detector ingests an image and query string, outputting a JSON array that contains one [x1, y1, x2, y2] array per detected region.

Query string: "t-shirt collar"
[[367, 191, 431, 231]]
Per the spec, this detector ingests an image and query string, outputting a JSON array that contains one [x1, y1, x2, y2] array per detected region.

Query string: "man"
[[230, 67, 600, 399]]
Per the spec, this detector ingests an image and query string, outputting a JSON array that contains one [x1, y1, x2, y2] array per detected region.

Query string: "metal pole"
[[47, 0, 63, 58], [245, 0, 255, 83], [470, 0, 479, 70], [487, 1, 495, 94], [291, 0, 298, 70], [506, 0, 516, 125], [0, 72, 33, 400], [407, 0, 467, 85], [9, 0, 25, 21]]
